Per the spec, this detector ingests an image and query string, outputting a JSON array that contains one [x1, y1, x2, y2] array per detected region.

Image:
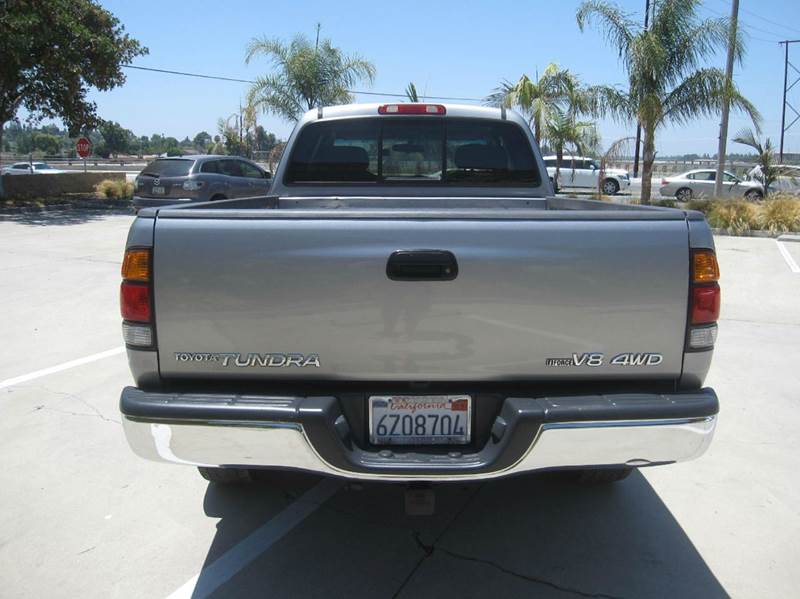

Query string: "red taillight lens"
[[661, 178, 668, 185], [691, 284, 720, 324], [120, 282, 151, 322], [378, 104, 446, 115]]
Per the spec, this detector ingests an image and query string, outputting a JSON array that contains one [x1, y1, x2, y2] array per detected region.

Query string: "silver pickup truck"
[[119, 103, 720, 485]]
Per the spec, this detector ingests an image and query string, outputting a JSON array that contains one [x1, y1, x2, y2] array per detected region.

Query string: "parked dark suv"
[[133, 155, 271, 209]]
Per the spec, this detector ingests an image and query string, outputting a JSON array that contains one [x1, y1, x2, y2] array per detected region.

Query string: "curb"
[[710, 228, 791, 239], [0, 199, 133, 216]]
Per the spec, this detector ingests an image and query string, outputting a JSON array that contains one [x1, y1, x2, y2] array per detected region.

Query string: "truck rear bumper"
[[120, 387, 718, 482]]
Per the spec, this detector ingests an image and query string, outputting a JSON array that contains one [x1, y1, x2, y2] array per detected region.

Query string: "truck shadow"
[[195, 470, 729, 599]]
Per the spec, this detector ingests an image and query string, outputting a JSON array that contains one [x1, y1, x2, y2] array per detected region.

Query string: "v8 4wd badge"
[[546, 353, 663, 367]]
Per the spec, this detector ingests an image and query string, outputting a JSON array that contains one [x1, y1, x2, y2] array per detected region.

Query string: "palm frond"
[[660, 67, 761, 128], [584, 84, 634, 122], [576, 1, 637, 63], [405, 82, 419, 102], [732, 127, 761, 152]]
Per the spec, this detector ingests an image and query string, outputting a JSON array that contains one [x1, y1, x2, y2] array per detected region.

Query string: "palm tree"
[[577, 0, 760, 204], [733, 128, 778, 196], [485, 64, 578, 144], [547, 111, 597, 191], [245, 34, 375, 122]]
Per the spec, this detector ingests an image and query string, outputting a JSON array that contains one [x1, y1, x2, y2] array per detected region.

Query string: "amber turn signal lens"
[[122, 248, 150, 282], [693, 250, 720, 283]]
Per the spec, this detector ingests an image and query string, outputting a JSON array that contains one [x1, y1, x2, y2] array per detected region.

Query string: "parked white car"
[[747, 164, 800, 196], [660, 169, 763, 201], [1, 161, 65, 175], [543, 155, 631, 195]]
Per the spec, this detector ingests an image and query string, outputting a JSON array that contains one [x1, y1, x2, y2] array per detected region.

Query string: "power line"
[[711, 0, 800, 37], [123, 64, 255, 84], [699, 4, 784, 42], [121, 64, 485, 103]]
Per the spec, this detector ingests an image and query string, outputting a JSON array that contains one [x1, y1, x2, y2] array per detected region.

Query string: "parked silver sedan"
[[133, 155, 271, 209], [1, 161, 65, 175], [660, 169, 763, 201]]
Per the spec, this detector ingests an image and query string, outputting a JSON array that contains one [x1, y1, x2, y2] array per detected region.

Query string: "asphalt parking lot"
[[1, 209, 798, 599]]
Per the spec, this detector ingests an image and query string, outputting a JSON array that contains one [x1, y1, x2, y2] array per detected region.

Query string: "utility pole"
[[632, 0, 650, 179], [779, 40, 800, 163], [714, 0, 739, 198]]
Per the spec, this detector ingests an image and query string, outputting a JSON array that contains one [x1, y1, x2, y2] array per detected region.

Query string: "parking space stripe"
[[0, 347, 125, 390], [167, 478, 343, 599], [775, 240, 800, 274]]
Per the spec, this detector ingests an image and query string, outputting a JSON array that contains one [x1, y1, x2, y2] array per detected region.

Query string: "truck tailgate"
[[153, 213, 689, 381]]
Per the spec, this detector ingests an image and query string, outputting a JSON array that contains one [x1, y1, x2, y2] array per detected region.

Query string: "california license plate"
[[369, 395, 471, 445], [151, 185, 165, 195]]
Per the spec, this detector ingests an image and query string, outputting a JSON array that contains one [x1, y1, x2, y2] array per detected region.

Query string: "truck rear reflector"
[[691, 284, 720, 324], [122, 249, 151, 282], [378, 104, 446, 115], [120, 282, 151, 322]]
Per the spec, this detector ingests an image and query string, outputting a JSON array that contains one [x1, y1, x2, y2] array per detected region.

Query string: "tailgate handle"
[[386, 250, 458, 281]]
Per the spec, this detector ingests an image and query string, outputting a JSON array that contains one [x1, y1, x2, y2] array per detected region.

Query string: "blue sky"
[[88, 0, 800, 155]]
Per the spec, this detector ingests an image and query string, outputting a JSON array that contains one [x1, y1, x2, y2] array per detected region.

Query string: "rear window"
[[142, 159, 194, 177], [286, 117, 539, 186]]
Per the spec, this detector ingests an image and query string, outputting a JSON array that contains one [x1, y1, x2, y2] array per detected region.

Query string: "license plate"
[[151, 186, 165, 195], [369, 395, 471, 445]]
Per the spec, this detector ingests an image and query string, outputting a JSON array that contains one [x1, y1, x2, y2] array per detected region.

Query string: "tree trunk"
[[640, 126, 656, 205], [554, 146, 563, 193]]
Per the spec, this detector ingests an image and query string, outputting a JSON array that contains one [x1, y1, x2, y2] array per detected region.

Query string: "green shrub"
[[759, 195, 800, 233], [95, 178, 134, 200], [707, 199, 759, 234]]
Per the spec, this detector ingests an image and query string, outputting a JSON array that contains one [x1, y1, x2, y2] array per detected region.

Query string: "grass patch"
[[95, 179, 134, 200]]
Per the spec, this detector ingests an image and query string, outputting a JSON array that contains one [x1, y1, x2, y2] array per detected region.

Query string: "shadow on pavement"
[[190, 469, 728, 599], [0, 207, 134, 226]]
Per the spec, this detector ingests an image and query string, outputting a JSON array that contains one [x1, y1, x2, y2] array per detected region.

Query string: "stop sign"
[[76, 137, 92, 158]]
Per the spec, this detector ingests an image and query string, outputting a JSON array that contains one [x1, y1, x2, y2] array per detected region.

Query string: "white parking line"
[[775, 240, 800, 273], [0, 347, 126, 390], [167, 477, 343, 599]]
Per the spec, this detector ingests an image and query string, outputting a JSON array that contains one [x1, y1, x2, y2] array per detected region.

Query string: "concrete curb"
[[710, 228, 792, 239], [777, 234, 800, 243], [0, 198, 132, 216]]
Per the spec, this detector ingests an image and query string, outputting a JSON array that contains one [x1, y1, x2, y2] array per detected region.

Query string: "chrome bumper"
[[121, 387, 718, 482]]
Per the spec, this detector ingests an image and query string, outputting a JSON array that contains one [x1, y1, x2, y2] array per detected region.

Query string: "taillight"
[[691, 285, 720, 324], [378, 104, 446, 115], [661, 178, 668, 185], [687, 250, 720, 349], [121, 248, 154, 347], [120, 282, 151, 322]]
